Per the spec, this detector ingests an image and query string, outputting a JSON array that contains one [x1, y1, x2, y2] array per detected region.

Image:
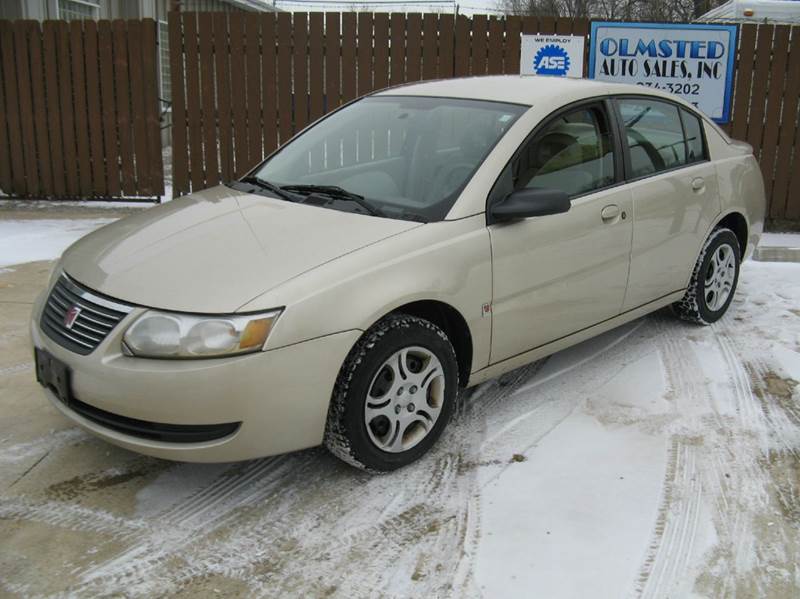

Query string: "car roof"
[[373, 75, 682, 108]]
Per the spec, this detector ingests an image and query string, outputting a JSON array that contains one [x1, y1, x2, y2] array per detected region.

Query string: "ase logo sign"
[[534, 44, 571, 76], [521, 35, 585, 78]]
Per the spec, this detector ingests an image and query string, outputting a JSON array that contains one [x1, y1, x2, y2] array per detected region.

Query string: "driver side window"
[[514, 104, 616, 197]]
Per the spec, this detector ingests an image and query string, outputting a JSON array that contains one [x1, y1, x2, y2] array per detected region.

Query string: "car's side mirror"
[[489, 187, 571, 224]]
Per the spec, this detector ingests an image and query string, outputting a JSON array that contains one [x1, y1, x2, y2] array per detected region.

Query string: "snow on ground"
[[0, 219, 116, 269], [760, 232, 800, 248], [0, 229, 799, 597]]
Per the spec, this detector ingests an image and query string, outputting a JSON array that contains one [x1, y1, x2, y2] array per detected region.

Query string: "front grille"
[[41, 274, 134, 355]]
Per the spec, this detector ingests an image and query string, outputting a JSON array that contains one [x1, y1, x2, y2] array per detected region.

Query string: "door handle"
[[601, 204, 620, 222], [691, 177, 705, 192]]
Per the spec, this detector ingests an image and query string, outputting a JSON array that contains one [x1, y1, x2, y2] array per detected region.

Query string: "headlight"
[[122, 309, 281, 358]]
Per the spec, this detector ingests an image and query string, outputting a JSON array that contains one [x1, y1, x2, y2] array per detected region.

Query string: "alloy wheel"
[[364, 346, 445, 453]]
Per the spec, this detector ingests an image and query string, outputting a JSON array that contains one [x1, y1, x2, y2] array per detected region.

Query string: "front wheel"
[[674, 227, 741, 325], [324, 314, 459, 472]]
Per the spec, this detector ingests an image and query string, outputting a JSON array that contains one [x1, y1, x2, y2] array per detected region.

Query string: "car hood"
[[61, 185, 420, 313]]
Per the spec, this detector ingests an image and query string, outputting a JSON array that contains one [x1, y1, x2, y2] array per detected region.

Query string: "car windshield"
[[249, 95, 527, 222]]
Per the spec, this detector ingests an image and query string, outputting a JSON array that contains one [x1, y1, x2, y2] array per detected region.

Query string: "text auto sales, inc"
[[597, 38, 727, 81]]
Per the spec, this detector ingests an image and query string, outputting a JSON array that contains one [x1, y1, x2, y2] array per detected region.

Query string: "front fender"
[[240, 215, 493, 374]]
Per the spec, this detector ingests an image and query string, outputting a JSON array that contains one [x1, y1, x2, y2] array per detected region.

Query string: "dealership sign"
[[588, 22, 738, 122], [521, 35, 585, 78]]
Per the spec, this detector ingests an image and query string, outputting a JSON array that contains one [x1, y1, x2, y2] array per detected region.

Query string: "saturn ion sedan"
[[31, 76, 765, 471]]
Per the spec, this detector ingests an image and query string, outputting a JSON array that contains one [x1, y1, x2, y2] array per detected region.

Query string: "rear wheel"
[[674, 227, 741, 325], [324, 314, 458, 472]]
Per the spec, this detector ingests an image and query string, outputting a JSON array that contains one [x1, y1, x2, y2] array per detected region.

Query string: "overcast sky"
[[269, 0, 505, 15]]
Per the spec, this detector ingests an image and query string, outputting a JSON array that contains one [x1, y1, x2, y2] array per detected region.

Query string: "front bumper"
[[30, 291, 360, 462]]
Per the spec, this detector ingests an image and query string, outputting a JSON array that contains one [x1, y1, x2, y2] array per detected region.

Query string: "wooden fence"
[[0, 19, 163, 199], [169, 12, 800, 223]]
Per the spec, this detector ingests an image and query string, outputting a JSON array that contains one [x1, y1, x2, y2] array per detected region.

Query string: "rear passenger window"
[[515, 105, 615, 197], [619, 99, 687, 177], [681, 108, 706, 163]]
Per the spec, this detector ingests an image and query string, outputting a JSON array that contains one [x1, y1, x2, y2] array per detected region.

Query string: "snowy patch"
[[0, 218, 115, 268], [759, 232, 800, 248]]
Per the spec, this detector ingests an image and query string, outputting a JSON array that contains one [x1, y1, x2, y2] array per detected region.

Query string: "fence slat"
[[454, 15, 469, 77], [555, 17, 571, 35], [309, 13, 325, 121], [341, 13, 357, 103], [358, 13, 373, 94], [229, 12, 248, 174], [761, 25, 790, 219], [422, 14, 437, 80], [56, 22, 79, 196], [246, 15, 262, 168], [439, 14, 454, 78], [390, 13, 405, 85], [745, 25, 774, 155], [199, 13, 219, 188], [0, 22, 12, 194], [374, 13, 389, 89], [182, 14, 204, 189], [141, 20, 163, 196], [127, 20, 151, 195], [169, 12, 188, 196], [0, 21, 26, 195], [69, 22, 92, 196], [98, 20, 121, 196], [29, 22, 53, 196], [43, 21, 66, 197], [83, 21, 105, 195], [488, 17, 503, 75], [15, 23, 39, 196], [325, 13, 341, 113], [471, 15, 487, 75], [0, 21, 25, 195], [785, 28, 800, 219], [112, 20, 135, 195], [538, 16, 556, 34], [730, 24, 756, 141], [261, 13, 278, 157], [772, 30, 800, 220], [276, 13, 292, 145], [213, 13, 233, 180], [504, 16, 521, 75], [406, 14, 422, 82], [293, 13, 309, 133]]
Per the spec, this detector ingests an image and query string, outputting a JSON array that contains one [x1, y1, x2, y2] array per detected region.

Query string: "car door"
[[614, 98, 721, 311], [488, 100, 633, 364]]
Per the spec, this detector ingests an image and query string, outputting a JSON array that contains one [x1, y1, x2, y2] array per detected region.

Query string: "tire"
[[673, 227, 741, 325], [324, 313, 459, 472]]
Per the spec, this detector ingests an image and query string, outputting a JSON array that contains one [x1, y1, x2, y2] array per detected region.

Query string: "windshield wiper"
[[280, 184, 385, 218], [239, 175, 297, 203]]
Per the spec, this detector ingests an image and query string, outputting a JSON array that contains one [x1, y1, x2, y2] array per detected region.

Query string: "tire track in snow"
[[637, 316, 711, 598], [75, 454, 314, 593], [4, 319, 673, 598], [0, 428, 89, 465], [70, 328, 634, 597]]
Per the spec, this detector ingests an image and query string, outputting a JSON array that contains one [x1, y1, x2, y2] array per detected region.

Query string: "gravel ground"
[[0, 213, 798, 598]]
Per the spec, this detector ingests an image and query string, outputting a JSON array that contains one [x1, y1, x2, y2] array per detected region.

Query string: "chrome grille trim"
[[40, 274, 134, 355]]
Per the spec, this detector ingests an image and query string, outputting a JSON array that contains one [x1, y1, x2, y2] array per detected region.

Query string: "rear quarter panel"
[[708, 125, 766, 259]]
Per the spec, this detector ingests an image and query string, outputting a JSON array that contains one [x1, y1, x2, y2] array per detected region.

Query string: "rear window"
[[619, 99, 687, 178], [681, 108, 706, 163]]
